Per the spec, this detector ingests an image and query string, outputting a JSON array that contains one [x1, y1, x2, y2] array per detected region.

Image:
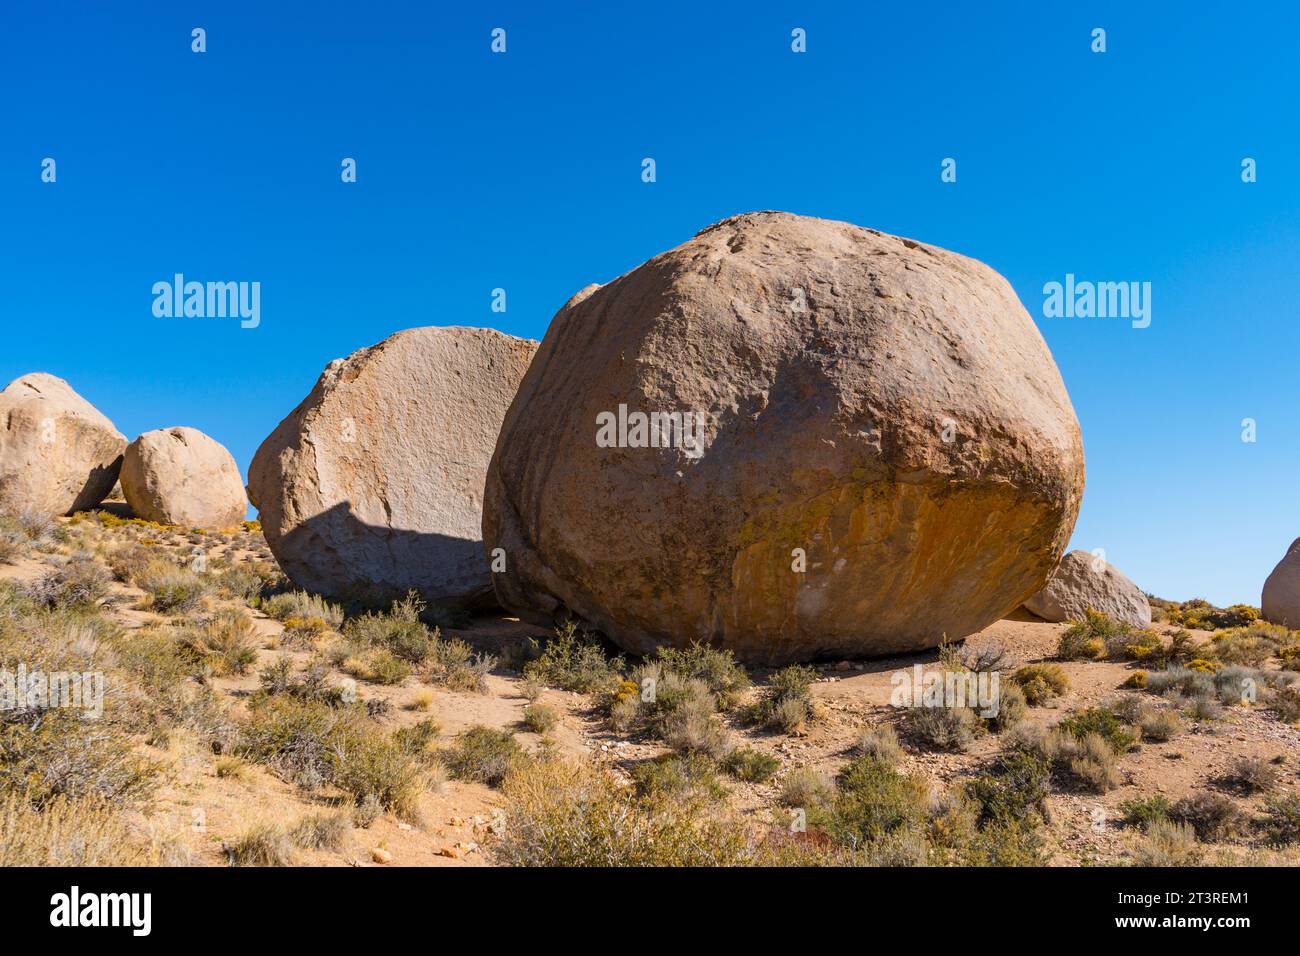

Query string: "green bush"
[[1057, 609, 1129, 660], [522, 622, 625, 694], [1011, 663, 1070, 705], [1263, 794, 1300, 846], [721, 748, 780, 783], [1057, 707, 1137, 753], [1120, 795, 1172, 830], [439, 726, 524, 787]]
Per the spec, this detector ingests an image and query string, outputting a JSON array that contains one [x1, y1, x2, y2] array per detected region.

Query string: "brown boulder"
[[248, 326, 538, 608], [1262, 538, 1300, 627], [120, 427, 247, 529], [483, 211, 1085, 664], [0, 373, 126, 516], [1023, 549, 1151, 627]]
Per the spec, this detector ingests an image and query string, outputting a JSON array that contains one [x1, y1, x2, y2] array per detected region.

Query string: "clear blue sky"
[[3, 2, 1298, 607]]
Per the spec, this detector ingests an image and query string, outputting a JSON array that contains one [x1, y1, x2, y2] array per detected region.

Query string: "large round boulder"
[[120, 427, 247, 529], [248, 326, 538, 609], [1262, 537, 1300, 627], [483, 212, 1086, 664], [1023, 550, 1151, 627], [0, 373, 126, 516]]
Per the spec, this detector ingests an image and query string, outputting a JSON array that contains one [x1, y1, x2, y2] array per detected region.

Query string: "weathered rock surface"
[[120, 427, 247, 529], [1023, 549, 1151, 627], [248, 326, 538, 608], [483, 211, 1086, 664], [1262, 538, 1300, 627], [0, 373, 126, 516]]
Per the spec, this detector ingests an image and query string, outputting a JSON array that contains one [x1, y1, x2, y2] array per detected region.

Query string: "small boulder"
[[1024, 550, 1151, 627], [0, 373, 126, 516], [1262, 537, 1300, 627], [120, 427, 247, 529], [248, 326, 538, 609]]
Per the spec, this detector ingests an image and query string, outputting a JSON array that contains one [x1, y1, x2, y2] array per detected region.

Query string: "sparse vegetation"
[[1011, 663, 1070, 704], [522, 621, 624, 694], [721, 747, 780, 783], [439, 725, 524, 787], [1057, 609, 1129, 660]]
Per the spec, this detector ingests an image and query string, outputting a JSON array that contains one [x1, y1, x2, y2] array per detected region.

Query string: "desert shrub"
[[427, 635, 495, 694], [229, 823, 294, 866], [213, 565, 269, 602], [1146, 665, 1214, 699], [816, 755, 930, 862], [652, 642, 751, 709], [780, 767, 834, 810], [854, 724, 904, 766], [1118, 628, 1164, 661], [904, 703, 980, 752], [1184, 689, 1225, 721], [0, 793, 158, 866], [406, 689, 434, 712], [1120, 795, 1172, 830], [262, 590, 344, 629], [1057, 707, 1137, 753], [280, 615, 329, 646], [1170, 792, 1245, 841], [990, 680, 1027, 731], [1268, 685, 1300, 724], [493, 756, 821, 867], [289, 811, 350, 852], [113, 626, 191, 690], [746, 664, 816, 733], [1164, 598, 1259, 631], [1219, 756, 1279, 795], [107, 544, 154, 584], [522, 702, 559, 734], [959, 641, 1012, 674], [23, 558, 110, 611], [239, 694, 367, 791], [630, 753, 727, 799], [1057, 609, 1129, 660], [1210, 626, 1280, 667], [354, 648, 412, 685], [1123, 671, 1147, 689], [342, 591, 431, 663], [959, 818, 1047, 866], [215, 756, 246, 779], [1031, 729, 1121, 793], [1138, 707, 1184, 742], [0, 531, 22, 565], [1067, 734, 1123, 792], [439, 725, 523, 787], [137, 560, 209, 614], [393, 718, 441, 760], [1134, 820, 1201, 866], [0, 708, 159, 808], [330, 732, 423, 819], [1263, 794, 1300, 846], [964, 750, 1053, 824], [522, 621, 624, 694], [612, 666, 732, 757], [1011, 663, 1070, 705], [660, 688, 732, 759], [721, 748, 780, 783], [178, 608, 258, 676]]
